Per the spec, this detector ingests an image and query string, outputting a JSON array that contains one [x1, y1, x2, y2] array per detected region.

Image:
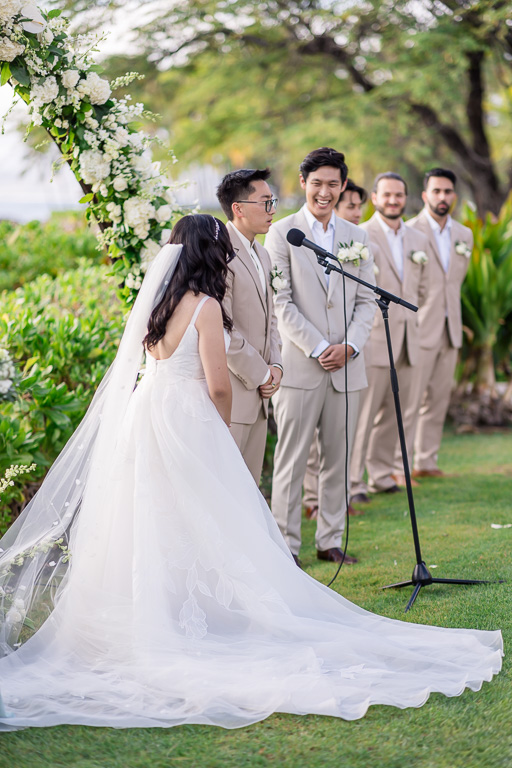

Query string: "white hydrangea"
[[31, 76, 59, 105], [61, 69, 80, 89], [140, 239, 161, 272], [106, 202, 122, 224], [77, 71, 111, 105], [131, 152, 153, 178], [0, 0, 23, 23], [114, 126, 129, 147], [79, 149, 111, 185], [123, 197, 155, 237], [155, 204, 172, 224], [0, 37, 25, 61], [113, 176, 128, 192]]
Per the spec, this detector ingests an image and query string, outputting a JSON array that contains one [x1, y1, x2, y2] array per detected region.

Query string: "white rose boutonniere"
[[455, 240, 472, 259], [337, 241, 370, 267], [410, 250, 428, 265], [270, 267, 287, 293]]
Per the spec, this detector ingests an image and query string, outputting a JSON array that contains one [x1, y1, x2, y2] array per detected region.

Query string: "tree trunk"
[[475, 344, 497, 394]]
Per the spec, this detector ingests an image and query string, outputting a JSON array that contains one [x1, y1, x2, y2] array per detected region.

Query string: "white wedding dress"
[[0, 255, 502, 731]]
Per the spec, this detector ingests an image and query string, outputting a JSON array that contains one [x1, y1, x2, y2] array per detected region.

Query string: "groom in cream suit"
[[216, 169, 283, 484], [406, 168, 473, 477], [265, 148, 376, 565], [350, 173, 431, 499]]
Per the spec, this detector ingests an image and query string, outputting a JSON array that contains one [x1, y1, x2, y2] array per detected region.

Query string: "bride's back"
[[148, 291, 208, 361]]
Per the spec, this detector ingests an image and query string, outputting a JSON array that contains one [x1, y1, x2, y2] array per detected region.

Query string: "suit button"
[[327, 302, 334, 309]]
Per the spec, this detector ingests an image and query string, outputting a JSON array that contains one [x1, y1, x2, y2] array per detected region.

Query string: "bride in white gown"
[[0, 214, 502, 730]]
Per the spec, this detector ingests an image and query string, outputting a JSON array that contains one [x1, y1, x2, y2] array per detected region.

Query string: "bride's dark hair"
[[143, 214, 234, 350]]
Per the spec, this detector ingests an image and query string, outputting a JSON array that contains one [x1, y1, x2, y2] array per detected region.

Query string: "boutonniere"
[[409, 250, 428, 265], [270, 266, 287, 293], [336, 240, 370, 267], [455, 240, 472, 259]]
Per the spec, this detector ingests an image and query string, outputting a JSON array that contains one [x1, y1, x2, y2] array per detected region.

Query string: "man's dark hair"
[[337, 179, 368, 206], [216, 168, 271, 221], [373, 172, 408, 195], [423, 167, 457, 190], [299, 147, 348, 184]]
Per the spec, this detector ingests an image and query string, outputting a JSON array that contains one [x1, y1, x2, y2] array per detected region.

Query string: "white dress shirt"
[[376, 214, 405, 280], [425, 211, 452, 272], [301, 205, 359, 359]]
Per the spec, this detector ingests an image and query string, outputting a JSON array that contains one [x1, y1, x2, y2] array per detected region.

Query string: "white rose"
[[77, 71, 111, 105], [411, 250, 428, 265], [134, 224, 150, 239], [13, 598, 25, 609], [131, 152, 153, 178], [99, 184, 108, 197], [6, 608, 23, 624], [273, 276, 287, 291], [140, 239, 161, 272], [358, 244, 370, 261], [79, 149, 111, 185], [373, 263, 380, 276], [155, 205, 172, 224], [0, 0, 23, 23], [61, 69, 80, 89], [31, 76, 59, 105], [0, 37, 25, 62], [113, 176, 128, 192]]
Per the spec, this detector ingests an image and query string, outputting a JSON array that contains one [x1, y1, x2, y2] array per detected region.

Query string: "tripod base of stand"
[[383, 561, 495, 612]]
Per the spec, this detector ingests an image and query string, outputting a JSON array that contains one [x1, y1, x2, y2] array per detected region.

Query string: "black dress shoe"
[[292, 554, 303, 568], [317, 547, 358, 564], [383, 484, 401, 494], [350, 493, 371, 505]]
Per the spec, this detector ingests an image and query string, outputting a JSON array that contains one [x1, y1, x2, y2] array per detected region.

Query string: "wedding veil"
[[0, 244, 183, 655]]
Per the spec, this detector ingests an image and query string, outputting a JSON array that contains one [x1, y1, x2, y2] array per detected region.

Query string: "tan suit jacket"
[[224, 220, 282, 425], [361, 214, 431, 367], [264, 208, 376, 391], [407, 210, 473, 349]]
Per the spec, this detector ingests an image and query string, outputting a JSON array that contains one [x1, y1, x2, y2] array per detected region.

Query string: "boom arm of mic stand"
[[316, 253, 418, 313]]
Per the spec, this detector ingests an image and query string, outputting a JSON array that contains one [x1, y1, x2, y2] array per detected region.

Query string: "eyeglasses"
[[235, 198, 278, 213]]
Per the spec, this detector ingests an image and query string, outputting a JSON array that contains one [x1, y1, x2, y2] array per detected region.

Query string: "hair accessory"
[[213, 218, 220, 242]]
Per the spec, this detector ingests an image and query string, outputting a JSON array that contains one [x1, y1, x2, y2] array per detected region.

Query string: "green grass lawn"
[[1, 427, 511, 768]]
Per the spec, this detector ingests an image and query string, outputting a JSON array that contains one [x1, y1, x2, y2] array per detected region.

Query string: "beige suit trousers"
[[271, 380, 360, 555], [351, 347, 414, 494], [412, 323, 458, 471], [230, 411, 268, 485], [303, 432, 320, 508]]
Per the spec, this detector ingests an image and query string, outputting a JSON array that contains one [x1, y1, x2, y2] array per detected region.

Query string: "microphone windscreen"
[[287, 228, 305, 247]]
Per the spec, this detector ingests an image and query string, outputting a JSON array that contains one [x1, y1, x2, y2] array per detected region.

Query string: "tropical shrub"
[[0, 212, 103, 292]]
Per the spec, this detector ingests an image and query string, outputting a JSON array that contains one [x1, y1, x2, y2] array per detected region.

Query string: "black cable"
[[326, 264, 350, 588]]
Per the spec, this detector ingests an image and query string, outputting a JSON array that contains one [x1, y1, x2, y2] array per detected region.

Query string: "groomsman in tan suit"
[[350, 172, 431, 500], [216, 169, 283, 484], [303, 179, 369, 520], [265, 148, 376, 565], [406, 168, 473, 477]]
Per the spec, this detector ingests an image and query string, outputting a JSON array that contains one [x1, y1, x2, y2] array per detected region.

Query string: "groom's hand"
[[318, 344, 353, 372], [259, 366, 282, 398]]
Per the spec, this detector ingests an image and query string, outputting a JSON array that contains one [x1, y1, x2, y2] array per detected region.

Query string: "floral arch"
[[0, 1, 180, 303]]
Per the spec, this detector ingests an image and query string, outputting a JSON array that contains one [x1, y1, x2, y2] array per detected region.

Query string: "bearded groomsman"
[[216, 169, 283, 485], [350, 172, 431, 501], [405, 168, 473, 478], [265, 148, 376, 565], [302, 179, 369, 520]]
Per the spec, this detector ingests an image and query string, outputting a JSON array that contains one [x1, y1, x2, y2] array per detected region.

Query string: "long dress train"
[[0, 292, 502, 730]]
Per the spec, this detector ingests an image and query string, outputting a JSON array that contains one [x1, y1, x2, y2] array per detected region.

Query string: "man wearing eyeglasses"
[[216, 168, 283, 485]]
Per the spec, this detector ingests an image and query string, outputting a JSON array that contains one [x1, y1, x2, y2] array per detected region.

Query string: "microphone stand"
[[315, 249, 493, 612]]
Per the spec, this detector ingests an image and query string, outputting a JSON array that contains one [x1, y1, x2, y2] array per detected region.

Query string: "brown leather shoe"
[[412, 468, 444, 478], [382, 484, 401, 494], [348, 504, 364, 516], [292, 554, 303, 568], [304, 505, 318, 520], [391, 473, 419, 488], [350, 493, 371, 505], [317, 547, 358, 564]]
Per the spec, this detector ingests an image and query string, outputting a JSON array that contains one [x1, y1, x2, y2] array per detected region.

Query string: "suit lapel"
[[295, 209, 329, 295], [227, 222, 267, 312], [367, 214, 402, 283]]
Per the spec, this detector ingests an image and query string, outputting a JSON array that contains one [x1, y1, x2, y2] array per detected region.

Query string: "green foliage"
[[460, 196, 512, 389], [0, 261, 124, 533], [0, 212, 104, 292]]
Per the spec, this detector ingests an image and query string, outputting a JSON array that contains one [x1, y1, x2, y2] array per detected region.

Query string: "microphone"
[[286, 228, 335, 260]]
